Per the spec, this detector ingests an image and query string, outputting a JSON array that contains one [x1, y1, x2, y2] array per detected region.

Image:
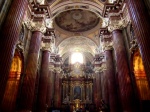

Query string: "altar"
[[61, 62, 94, 111]]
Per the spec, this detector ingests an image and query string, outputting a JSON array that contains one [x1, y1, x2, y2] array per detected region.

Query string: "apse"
[[71, 52, 83, 64]]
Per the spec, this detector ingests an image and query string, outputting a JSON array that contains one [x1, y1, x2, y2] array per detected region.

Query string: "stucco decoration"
[[58, 36, 97, 58], [55, 9, 100, 32]]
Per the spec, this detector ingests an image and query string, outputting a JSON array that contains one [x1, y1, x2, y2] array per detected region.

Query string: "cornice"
[[102, 0, 125, 17], [28, 0, 51, 18]]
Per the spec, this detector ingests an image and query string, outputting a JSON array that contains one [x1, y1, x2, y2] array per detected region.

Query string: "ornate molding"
[[94, 63, 107, 73], [129, 39, 138, 53], [103, 0, 125, 17], [102, 41, 113, 51], [55, 67, 62, 74], [108, 18, 129, 32], [49, 65, 55, 72], [41, 42, 51, 52], [95, 46, 102, 54], [107, 4, 131, 32], [24, 19, 46, 33], [16, 41, 24, 53], [94, 67, 101, 73]]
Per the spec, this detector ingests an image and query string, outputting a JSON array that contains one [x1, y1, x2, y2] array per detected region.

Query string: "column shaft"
[[101, 72, 109, 106], [95, 72, 101, 109], [93, 78, 97, 105], [104, 50, 120, 112], [54, 72, 61, 108], [46, 71, 53, 107], [37, 50, 50, 111], [112, 30, 136, 112], [126, 0, 150, 83], [19, 31, 42, 111], [0, 0, 28, 105]]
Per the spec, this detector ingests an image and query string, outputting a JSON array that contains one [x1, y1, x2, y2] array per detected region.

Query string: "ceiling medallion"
[[72, 12, 82, 20], [55, 9, 100, 32]]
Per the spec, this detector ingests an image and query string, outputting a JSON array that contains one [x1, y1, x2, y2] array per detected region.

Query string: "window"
[[71, 52, 83, 64]]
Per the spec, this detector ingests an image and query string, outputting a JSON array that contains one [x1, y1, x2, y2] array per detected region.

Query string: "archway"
[[133, 49, 150, 111], [133, 49, 150, 100], [1, 49, 23, 111]]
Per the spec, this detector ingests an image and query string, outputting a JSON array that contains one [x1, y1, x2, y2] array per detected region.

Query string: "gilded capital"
[[108, 18, 129, 32], [102, 41, 113, 51], [129, 39, 138, 53], [24, 19, 46, 33], [45, 19, 53, 28], [49, 65, 55, 72], [41, 42, 51, 52], [94, 67, 101, 73], [94, 63, 107, 73], [55, 67, 62, 74]]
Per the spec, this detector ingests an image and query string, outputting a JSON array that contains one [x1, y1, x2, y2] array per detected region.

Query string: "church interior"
[[0, 0, 150, 112]]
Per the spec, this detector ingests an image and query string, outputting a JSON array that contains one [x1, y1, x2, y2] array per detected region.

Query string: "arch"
[[58, 36, 97, 64], [1, 49, 24, 111], [50, 1, 104, 19], [58, 36, 98, 55], [132, 49, 150, 100]]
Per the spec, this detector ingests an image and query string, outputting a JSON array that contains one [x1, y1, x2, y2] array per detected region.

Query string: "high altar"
[[61, 62, 94, 111]]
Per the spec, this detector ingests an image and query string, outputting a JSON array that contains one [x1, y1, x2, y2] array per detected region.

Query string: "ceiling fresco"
[[55, 9, 100, 32]]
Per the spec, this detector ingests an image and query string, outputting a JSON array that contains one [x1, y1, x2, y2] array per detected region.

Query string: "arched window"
[[71, 52, 83, 64]]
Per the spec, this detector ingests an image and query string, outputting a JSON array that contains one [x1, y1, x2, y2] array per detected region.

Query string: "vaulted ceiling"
[[44, 0, 123, 62]]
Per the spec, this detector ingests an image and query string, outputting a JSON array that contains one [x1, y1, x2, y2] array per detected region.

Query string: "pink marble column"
[[54, 72, 62, 108], [112, 29, 136, 112], [46, 54, 55, 108], [104, 49, 120, 112], [46, 71, 53, 107], [54, 56, 62, 108], [93, 77, 98, 106], [19, 31, 43, 111], [37, 49, 50, 111], [101, 71, 109, 107], [126, 0, 150, 83], [93, 54, 102, 110], [0, 0, 28, 104], [96, 72, 101, 108]]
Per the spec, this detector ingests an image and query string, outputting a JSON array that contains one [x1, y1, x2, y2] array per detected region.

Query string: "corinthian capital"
[[49, 65, 55, 72], [41, 42, 51, 51], [55, 67, 62, 74], [45, 19, 53, 28], [102, 41, 113, 51], [108, 18, 129, 32], [94, 63, 107, 73], [24, 19, 46, 33]]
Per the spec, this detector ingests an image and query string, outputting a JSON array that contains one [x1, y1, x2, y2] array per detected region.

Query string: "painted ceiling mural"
[[55, 9, 100, 32]]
